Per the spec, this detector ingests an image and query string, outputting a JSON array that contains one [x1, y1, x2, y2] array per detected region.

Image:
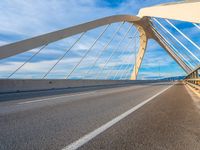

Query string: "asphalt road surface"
[[0, 82, 200, 150]]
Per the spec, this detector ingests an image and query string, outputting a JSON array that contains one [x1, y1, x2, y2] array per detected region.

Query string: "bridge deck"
[[0, 82, 200, 150], [81, 82, 200, 150]]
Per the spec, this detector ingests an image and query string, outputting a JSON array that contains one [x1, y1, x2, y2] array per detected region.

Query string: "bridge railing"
[[184, 65, 200, 92]]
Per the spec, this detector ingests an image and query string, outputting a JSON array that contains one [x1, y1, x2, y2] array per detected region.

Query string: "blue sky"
[[0, 0, 199, 79]]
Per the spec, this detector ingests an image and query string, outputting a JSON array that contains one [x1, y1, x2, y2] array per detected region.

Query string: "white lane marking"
[[62, 84, 173, 150], [18, 91, 97, 105]]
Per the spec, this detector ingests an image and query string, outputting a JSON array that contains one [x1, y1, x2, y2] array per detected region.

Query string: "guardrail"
[[184, 79, 200, 92], [184, 65, 200, 92]]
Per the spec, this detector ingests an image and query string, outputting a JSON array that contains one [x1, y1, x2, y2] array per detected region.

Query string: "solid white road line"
[[62, 84, 173, 150], [18, 91, 97, 105]]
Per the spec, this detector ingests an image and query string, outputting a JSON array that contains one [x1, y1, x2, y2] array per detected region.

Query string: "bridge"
[[0, 1, 200, 150]]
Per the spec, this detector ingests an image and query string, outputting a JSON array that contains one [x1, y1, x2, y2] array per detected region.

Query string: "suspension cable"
[[153, 27, 194, 71], [7, 44, 48, 78], [158, 31, 194, 69], [83, 22, 124, 79], [103, 24, 134, 79], [165, 19, 200, 52], [151, 19, 198, 68], [95, 24, 133, 79], [193, 23, 200, 30], [119, 36, 139, 80], [111, 39, 133, 80], [65, 25, 110, 79], [42, 32, 85, 79], [112, 31, 138, 80], [151, 21, 195, 69], [153, 18, 200, 63]]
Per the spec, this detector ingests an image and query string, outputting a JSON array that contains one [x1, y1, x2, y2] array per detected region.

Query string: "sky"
[[0, 0, 199, 80]]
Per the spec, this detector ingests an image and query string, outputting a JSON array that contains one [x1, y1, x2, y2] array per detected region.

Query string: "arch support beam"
[[130, 25, 148, 80]]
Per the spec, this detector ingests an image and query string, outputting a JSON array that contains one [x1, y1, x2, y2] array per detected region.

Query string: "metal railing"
[[184, 65, 200, 91]]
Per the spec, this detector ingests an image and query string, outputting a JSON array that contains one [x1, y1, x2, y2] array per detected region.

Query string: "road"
[[0, 82, 200, 150]]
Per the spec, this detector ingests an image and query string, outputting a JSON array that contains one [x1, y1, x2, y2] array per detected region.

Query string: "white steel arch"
[[0, 0, 199, 80]]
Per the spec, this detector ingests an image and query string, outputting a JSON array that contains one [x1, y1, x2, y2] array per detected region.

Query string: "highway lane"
[[80, 83, 200, 150], [0, 82, 171, 150], [1, 82, 199, 150], [0, 82, 160, 102], [0, 82, 168, 114]]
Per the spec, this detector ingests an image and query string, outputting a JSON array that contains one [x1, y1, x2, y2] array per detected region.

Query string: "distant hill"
[[159, 76, 185, 81]]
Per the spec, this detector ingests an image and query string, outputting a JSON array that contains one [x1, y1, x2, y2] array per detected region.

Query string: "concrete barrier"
[[0, 79, 164, 94]]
